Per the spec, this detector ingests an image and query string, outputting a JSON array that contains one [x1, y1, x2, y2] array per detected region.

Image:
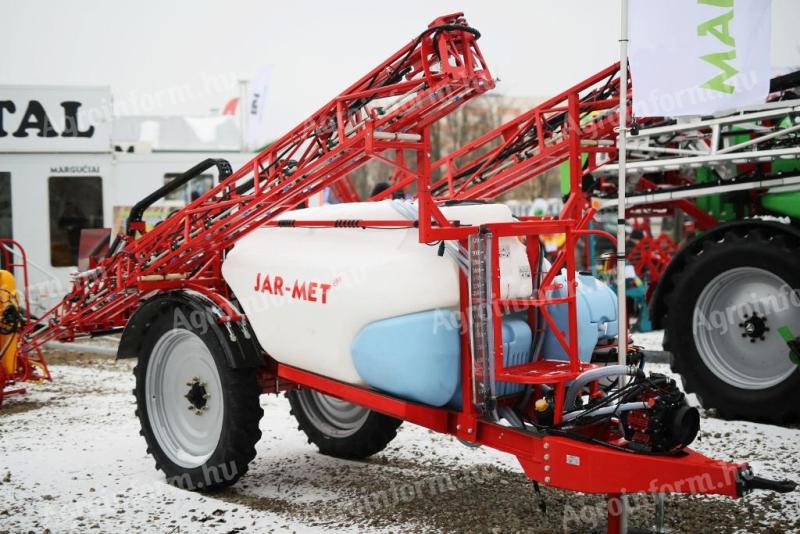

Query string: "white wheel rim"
[[693, 267, 799, 390], [145, 329, 224, 468]]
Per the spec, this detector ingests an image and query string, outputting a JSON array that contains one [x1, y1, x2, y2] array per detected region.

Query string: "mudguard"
[[117, 291, 266, 369]]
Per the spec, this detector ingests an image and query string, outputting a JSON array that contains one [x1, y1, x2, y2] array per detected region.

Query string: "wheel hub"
[[740, 312, 769, 343], [185, 377, 210, 414], [694, 267, 798, 390]]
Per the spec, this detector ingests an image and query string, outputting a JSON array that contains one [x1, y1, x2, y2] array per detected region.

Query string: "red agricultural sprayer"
[[4, 13, 795, 532]]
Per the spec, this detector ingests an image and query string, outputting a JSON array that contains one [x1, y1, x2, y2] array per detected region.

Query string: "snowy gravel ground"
[[0, 332, 798, 533]]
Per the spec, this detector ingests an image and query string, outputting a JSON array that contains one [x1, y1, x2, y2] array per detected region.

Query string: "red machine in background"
[[0, 239, 50, 405], [7, 14, 796, 533]]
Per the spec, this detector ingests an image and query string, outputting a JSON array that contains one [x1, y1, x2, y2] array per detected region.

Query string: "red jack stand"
[[607, 493, 628, 534]]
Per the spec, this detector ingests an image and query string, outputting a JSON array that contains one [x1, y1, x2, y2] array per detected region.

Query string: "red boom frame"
[[20, 13, 493, 351], [374, 63, 624, 203]]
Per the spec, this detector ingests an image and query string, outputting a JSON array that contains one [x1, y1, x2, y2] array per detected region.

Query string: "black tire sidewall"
[[667, 234, 800, 421]]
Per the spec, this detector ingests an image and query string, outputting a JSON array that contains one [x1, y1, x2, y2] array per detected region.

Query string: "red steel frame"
[[361, 63, 710, 304], [372, 63, 624, 203], [14, 19, 762, 532]]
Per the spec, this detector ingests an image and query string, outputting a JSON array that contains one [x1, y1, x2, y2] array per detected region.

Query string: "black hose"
[[351, 23, 482, 113]]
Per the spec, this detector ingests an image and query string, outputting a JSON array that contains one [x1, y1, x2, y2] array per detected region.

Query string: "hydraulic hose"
[[562, 401, 648, 423], [564, 364, 640, 412]]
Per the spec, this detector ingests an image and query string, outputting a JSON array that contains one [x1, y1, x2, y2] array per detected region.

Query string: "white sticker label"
[[566, 454, 581, 466]]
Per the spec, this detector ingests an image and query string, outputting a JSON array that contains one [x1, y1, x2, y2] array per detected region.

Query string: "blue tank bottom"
[[542, 273, 619, 362], [351, 310, 532, 408]]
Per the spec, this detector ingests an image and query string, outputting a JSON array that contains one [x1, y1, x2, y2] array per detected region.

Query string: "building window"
[[49, 176, 104, 267], [164, 173, 213, 204], [0, 172, 10, 240]]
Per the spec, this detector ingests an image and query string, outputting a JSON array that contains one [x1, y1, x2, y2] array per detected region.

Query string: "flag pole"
[[613, 8, 631, 529], [617, 1, 630, 373]]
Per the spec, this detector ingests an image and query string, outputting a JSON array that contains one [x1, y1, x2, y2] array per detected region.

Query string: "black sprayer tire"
[[287, 389, 402, 459], [663, 227, 800, 424], [133, 304, 263, 491]]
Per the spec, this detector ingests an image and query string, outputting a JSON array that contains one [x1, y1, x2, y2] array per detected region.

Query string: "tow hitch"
[[738, 466, 798, 495]]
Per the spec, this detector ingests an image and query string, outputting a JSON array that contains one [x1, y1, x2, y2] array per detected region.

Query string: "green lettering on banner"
[[698, 0, 733, 8], [700, 50, 739, 93], [697, 0, 738, 94], [697, 10, 736, 47]]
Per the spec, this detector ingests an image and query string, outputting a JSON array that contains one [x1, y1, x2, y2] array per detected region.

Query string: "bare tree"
[[345, 94, 561, 201]]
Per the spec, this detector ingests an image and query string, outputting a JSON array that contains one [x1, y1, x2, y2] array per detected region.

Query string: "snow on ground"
[[0, 333, 798, 533], [631, 330, 667, 352]]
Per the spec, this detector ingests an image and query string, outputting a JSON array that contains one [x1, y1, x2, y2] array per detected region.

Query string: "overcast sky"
[[3, 0, 799, 141]]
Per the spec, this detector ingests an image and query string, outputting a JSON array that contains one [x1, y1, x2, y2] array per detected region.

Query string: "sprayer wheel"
[[133, 304, 263, 491], [288, 388, 401, 459]]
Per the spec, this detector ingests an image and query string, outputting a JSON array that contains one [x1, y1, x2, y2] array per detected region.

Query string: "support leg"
[[607, 493, 628, 534], [654, 493, 665, 533]]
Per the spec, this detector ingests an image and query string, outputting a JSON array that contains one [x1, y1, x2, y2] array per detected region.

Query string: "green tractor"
[[592, 79, 800, 423]]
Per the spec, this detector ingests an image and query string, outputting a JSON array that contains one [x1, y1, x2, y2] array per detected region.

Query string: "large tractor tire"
[[663, 227, 800, 423], [287, 389, 402, 459], [133, 305, 263, 491]]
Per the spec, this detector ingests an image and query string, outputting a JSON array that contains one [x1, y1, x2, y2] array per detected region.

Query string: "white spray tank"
[[222, 200, 618, 406], [222, 200, 532, 385]]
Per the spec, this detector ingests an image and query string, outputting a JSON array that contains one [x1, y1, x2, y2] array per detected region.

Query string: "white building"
[[0, 85, 253, 313]]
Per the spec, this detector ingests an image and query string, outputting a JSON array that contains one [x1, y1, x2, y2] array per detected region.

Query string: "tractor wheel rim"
[[693, 267, 798, 390], [296, 389, 369, 438], [145, 329, 224, 468]]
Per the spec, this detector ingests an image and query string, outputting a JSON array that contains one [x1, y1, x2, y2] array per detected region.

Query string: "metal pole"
[[616, 0, 630, 374], [654, 492, 666, 533], [612, 9, 631, 531]]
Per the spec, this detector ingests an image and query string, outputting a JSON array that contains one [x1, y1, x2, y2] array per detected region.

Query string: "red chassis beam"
[[278, 364, 744, 498]]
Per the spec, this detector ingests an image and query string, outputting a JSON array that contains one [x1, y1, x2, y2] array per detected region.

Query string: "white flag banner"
[[245, 65, 273, 149], [629, 0, 771, 117]]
